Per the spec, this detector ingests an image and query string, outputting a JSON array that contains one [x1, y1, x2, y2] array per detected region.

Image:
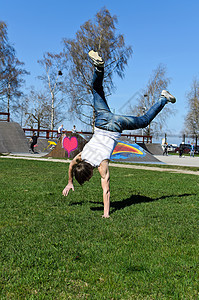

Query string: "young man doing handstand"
[[62, 50, 176, 218]]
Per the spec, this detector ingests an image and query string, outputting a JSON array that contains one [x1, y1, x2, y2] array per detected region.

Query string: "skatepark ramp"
[[45, 133, 161, 164], [46, 132, 88, 159], [137, 143, 163, 155], [0, 122, 29, 153], [111, 137, 161, 164], [0, 123, 162, 164]]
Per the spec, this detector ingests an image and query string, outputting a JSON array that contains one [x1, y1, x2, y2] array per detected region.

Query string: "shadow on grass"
[[90, 195, 153, 212], [90, 193, 194, 213], [69, 201, 85, 206]]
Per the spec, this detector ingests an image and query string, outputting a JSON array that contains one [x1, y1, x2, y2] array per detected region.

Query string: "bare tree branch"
[[62, 7, 132, 130]]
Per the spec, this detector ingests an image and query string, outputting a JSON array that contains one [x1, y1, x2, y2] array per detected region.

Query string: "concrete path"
[[154, 155, 199, 168], [3, 152, 199, 167]]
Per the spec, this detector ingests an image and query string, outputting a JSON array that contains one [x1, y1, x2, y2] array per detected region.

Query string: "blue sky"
[[1, 0, 199, 139]]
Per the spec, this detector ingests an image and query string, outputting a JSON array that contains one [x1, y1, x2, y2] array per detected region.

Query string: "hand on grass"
[[62, 183, 74, 196], [102, 214, 110, 218]]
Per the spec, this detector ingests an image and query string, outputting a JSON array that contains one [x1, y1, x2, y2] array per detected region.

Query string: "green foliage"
[[0, 158, 199, 299]]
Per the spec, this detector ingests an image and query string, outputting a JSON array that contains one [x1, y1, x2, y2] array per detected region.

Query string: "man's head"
[[73, 161, 93, 185]]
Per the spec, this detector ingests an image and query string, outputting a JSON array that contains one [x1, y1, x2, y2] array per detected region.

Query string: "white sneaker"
[[161, 90, 176, 103], [88, 50, 104, 67]]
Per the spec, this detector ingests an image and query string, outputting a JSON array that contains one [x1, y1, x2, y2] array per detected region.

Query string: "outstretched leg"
[[92, 67, 111, 113], [115, 90, 176, 131], [89, 50, 176, 133], [89, 50, 113, 129], [115, 96, 168, 131]]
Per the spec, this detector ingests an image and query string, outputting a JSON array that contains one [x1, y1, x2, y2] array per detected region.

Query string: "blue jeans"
[[92, 68, 168, 133]]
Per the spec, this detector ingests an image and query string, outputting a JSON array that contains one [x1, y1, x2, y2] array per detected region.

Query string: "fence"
[[122, 133, 152, 143], [0, 112, 10, 122], [23, 128, 152, 143], [23, 128, 58, 139]]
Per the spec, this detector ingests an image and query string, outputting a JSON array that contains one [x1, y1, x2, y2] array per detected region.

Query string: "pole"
[[165, 133, 167, 144]]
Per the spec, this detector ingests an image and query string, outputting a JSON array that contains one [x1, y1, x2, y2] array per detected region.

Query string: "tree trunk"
[[7, 82, 11, 117], [51, 93, 55, 130], [50, 92, 55, 138]]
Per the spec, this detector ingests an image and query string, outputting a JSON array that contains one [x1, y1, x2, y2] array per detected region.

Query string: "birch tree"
[[0, 21, 29, 116], [184, 78, 199, 136], [130, 64, 173, 136], [62, 7, 132, 129], [37, 52, 67, 130], [23, 89, 51, 130]]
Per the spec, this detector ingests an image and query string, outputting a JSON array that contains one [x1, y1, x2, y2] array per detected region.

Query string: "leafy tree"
[[130, 64, 173, 136], [184, 78, 199, 136], [62, 7, 132, 129], [0, 21, 29, 117], [37, 52, 67, 131]]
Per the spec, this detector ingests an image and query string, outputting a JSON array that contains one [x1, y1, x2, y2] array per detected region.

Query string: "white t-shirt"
[[81, 127, 121, 167]]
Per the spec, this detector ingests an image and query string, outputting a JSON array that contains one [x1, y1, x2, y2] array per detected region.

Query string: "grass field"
[[0, 158, 199, 299]]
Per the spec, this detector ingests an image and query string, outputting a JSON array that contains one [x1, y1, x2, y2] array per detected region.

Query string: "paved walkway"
[[3, 152, 199, 167], [1, 153, 199, 176], [154, 155, 199, 168]]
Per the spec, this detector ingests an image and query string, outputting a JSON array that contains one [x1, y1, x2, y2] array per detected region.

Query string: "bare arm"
[[62, 152, 82, 196], [98, 160, 110, 218]]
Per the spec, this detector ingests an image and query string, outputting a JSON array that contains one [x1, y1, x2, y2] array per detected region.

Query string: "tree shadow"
[[90, 193, 194, 213]]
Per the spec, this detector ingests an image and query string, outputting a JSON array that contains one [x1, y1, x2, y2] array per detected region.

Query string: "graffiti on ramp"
[[62, 136, 78, 157], [111, 141, 146, 160]]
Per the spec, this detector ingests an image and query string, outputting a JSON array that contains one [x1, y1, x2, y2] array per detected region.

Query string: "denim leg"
[[92, 68, 113, 129], [92, 68, 111, 112], [113, 97, 168, 131], [92, 68, 168, 132]]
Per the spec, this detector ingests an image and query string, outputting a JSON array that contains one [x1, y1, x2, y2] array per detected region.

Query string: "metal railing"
[[122, 133, 152, 143], [23, 128, 58, 139], [0, 112, 10, 122], [23, 128, 152, 143]]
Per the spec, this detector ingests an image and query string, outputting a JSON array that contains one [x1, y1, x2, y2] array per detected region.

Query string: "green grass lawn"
[[0, 158, 199, 299]]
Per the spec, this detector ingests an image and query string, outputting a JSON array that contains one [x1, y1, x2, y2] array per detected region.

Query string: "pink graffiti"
[[62, 136, 78, 157]]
